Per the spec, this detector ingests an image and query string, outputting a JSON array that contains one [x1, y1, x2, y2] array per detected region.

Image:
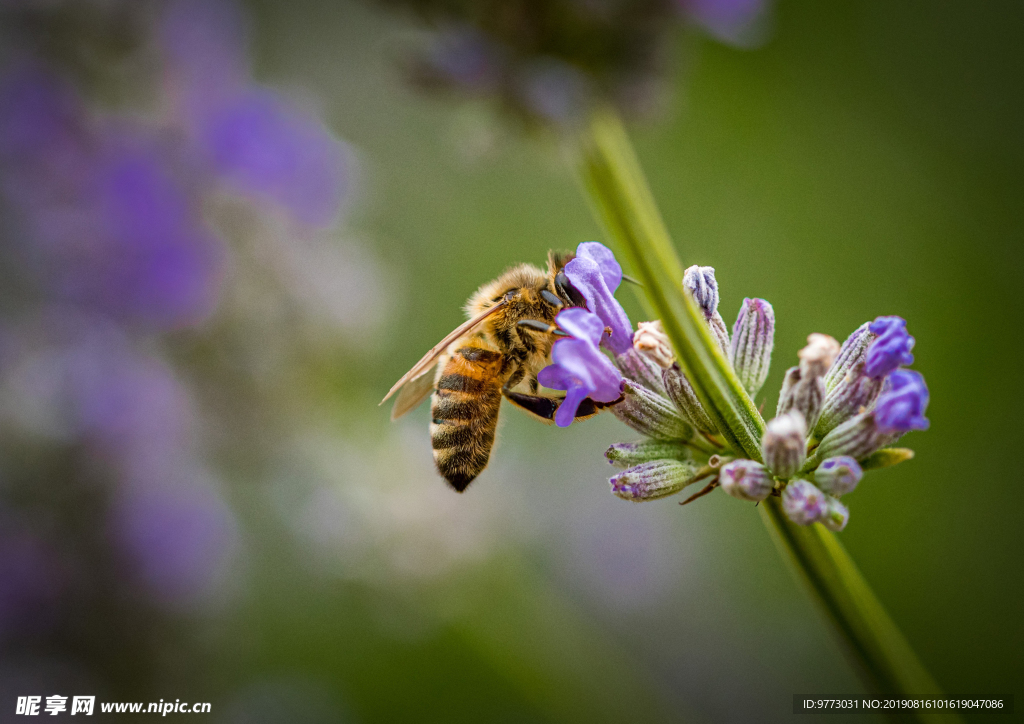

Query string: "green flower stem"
[[575, 107, 958, 722], [576, 108, 764, 461]]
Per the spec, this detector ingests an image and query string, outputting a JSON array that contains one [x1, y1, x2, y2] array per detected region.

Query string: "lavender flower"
[[610, 459, 699, 502], [812, 370, 929, 463], [537, 308, 625, 427], [823, 323, 873, 391], [678, 0, 772, 46], [112, 478, 237, 606], [762, 411, 807, 478], [199, 91, 348, 228], [777, 333, 839, 431], [550, 241, 927, 525], [729, 298, 774, 397], [682, 265, 729, 353], [415, 26, 503, 93], [719, 459, 773, 502], [874, 369, 930, 434], [813, 456, 863, 496], [865, 316, 915, 379], [822, 496, 850, 532], [815, 362, 883, 439], [605, 440, 693, 469], [563, 242, 633, 355], [782, 479, 827, 526], [160, 0, 350, 229]]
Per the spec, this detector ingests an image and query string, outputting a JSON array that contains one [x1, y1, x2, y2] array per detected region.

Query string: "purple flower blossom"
[[112, 479, 237, 606], [683, 265, 719, 316], [422, 26, 503, 93], [865, 316, 915, 379], [814, 456, 863, 496], [159, 0, 349, 228], [874, 369, 930, 434], [782, 479, 827, 526], [537, 308, 624, 427], [563, 242, 633, 355], [0, 526, 63, 641], [719, 459, 773, 502], [39, 133, 223, 328], [199, 90, 348, 228], [729, 297, 774, 396]]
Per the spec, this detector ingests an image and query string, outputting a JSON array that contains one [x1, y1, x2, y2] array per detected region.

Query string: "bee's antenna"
[[621, 273, 643, 287]]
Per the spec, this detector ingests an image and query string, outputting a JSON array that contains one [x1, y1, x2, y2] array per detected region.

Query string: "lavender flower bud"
[[815, 360, 883, 439], [719, 459, 774, 502], [614, 346, 667, 395], [633, 320, 674, 369], [683, 265, 730, 354], [729, 298, 774, 397], [810, 412, 896, 464], [605, 440, 693, 469], [824, 323, 874, 391], [782, 479, 827, 525], [610, 459, 700, 502], [813, 456, 863, 496], [822, 497, 850, 532], [799, 334, 840, 377], [762, 411, 807, 478], [662, 363, 717, 433], [777, 335, 838, 432], [865, 316, 915, 379], [611, 380, 694, 441]]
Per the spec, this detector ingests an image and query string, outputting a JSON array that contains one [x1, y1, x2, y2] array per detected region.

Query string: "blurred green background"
[[2, 0, 1022, 722]]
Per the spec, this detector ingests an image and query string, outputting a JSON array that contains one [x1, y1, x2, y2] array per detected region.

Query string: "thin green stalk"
[[574, 107, 958, 723]]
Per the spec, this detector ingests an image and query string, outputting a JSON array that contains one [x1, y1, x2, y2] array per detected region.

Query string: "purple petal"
[[200, 90, 348, 227], [564, 256, 633, 354], [555, 386, 591, 427], [555, 307, 605, 346], [865, 316, 915, 378], [575, 241, 623, 292], [874, 369, 929, 433]]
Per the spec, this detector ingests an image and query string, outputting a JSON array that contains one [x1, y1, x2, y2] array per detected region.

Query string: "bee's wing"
[[379, 300, 506, 407], [390, 367, 437, 421]]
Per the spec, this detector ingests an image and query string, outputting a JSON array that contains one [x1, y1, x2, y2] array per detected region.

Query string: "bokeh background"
[[0, 1, 1021, 722]]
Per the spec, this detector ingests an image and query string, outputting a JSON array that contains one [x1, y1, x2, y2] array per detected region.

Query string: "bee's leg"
[[540, 289, 563, 309], [516, 319, 569, 336], [502, 388, 624, 424]]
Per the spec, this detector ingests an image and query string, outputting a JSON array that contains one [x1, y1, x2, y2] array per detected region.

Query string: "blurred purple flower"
[[159, 0, 248, 111], [678, 0, 770, 45], [865, 316, 915, 379], [35, 133, 223, 328], [519, 59, 592, 125], [0, 64, 225, 329], [200, 91, 348, 227], [159, 0, 349, 228], [0, 64, 80, 164], [564, 241, 633, 355], [112, 479, 237, 606], [423, 26, 503, 92], [874, 369, 930, 434], [538, 308, 624, 427], [0, 527, 63, 641]]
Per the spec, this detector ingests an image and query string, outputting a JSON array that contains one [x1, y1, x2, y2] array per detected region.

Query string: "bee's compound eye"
[[555, 272, 587, 307]]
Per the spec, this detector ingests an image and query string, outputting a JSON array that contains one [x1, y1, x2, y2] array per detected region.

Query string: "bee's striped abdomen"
[[430, 343, 505, 492]]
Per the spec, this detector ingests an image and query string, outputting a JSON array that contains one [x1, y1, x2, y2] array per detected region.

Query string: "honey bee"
[[381, 250, 618, 492]]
